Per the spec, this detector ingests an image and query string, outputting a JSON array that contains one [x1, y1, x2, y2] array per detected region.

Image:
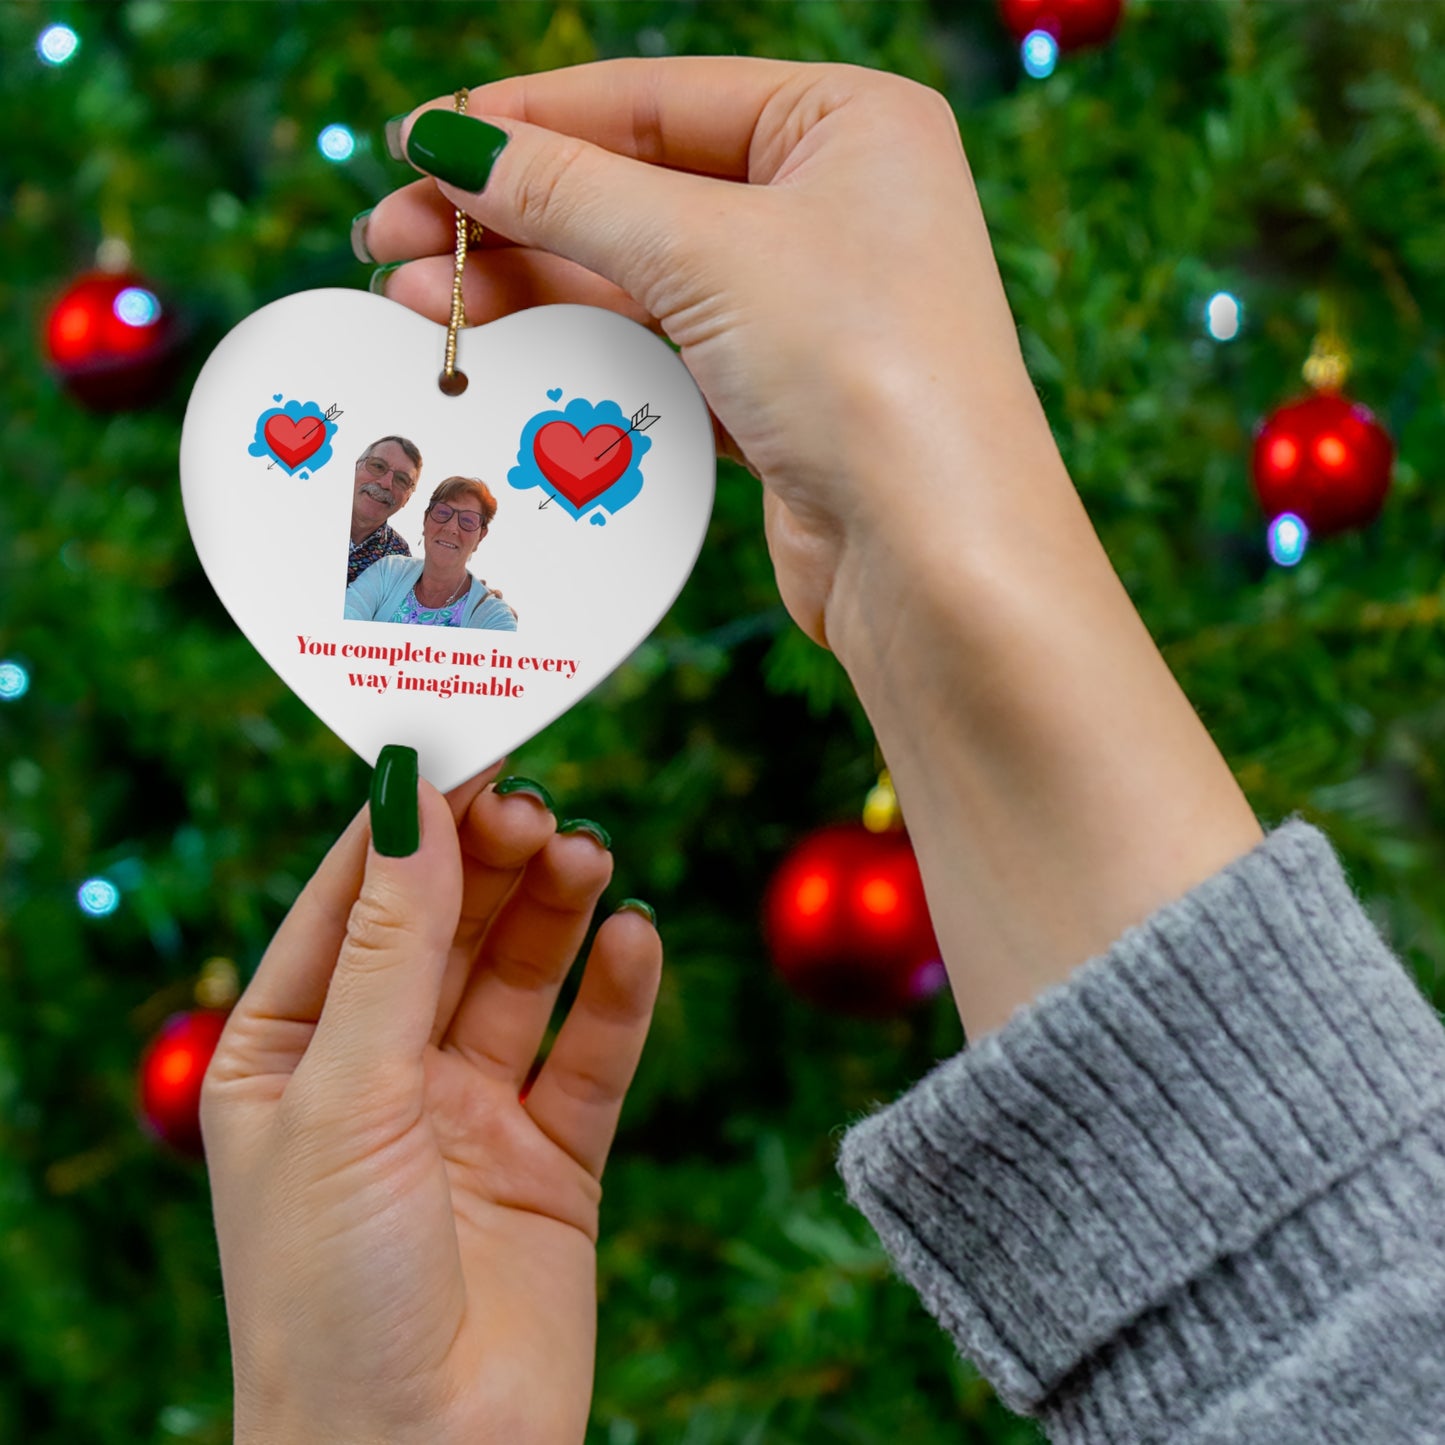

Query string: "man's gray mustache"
[[359, 482, 398, 505]]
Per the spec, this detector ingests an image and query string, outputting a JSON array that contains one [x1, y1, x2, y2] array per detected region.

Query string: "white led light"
[[1267, 512, 1308, 567], [114, 287, 161, 327], [1205, 291, 1243, 341], [38, 24, 79, 66], [78, 878, 121, 917], [318, 124, 356, 162], [0, 660, 29, 700], [1022, 31, 1059, 79]]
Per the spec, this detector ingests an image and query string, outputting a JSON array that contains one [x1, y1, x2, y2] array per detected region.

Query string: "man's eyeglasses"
[[359, 456, 416, 493], [429, 503, 484, 532]]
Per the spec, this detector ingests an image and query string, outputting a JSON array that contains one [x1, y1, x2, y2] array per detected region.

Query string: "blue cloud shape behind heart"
[[509, 397, 651, 520]]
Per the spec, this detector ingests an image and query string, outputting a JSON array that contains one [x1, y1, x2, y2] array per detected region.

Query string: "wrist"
[[824, 365, 1080, 682], [823, 411, 1262, 1040]]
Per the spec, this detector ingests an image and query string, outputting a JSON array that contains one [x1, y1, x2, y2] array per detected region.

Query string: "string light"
[[37, 24, 79, 66], [1268, 512, 1309, 568], [1022, 31, 1059, 79], [114, 286, 162, 328], [77, 878, 121, 917], [1205, 291, 1243, 342], [0, 660, 29, 701], [317, 124, 356, 162]]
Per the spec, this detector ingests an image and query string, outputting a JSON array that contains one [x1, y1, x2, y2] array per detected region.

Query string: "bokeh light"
[[0, 660, 29, 701], [317, 124, 356, 162], [1267, 436, 1299, 475], [114, 287, 161, 328], [77, 878, 121, 917], [1205, 291, 1243, 341], [37, 24, 79, 66], [794, 873, 831, 918], [859, 877, 900, 918], [1267, 512, 1309, 567], [1022, 31, 1059, 79]]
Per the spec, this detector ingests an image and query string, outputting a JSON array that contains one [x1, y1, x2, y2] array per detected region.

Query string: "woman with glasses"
[[348, 435, 423, 585], [344, 476, 517, 630]]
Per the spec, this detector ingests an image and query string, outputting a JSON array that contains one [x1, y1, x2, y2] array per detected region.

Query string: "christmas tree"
[[3, 3, 1443, 1442]]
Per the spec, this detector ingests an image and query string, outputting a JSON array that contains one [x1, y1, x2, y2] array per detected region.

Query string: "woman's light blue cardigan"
[[344, 557, 517, 631]]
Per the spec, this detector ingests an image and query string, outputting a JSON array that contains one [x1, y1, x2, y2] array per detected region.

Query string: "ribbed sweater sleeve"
[[835, 817, 1445, 1443]]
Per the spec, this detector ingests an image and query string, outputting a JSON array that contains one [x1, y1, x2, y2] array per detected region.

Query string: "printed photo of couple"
[[343, 433, 518, 632]]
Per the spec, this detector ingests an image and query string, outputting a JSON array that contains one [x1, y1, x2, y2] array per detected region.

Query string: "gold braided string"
[[442, 88, 477, 391]]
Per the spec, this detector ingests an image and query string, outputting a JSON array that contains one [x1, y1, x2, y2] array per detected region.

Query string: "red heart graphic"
[[533, 421, 633, 509], [264, 413, 326, 470]]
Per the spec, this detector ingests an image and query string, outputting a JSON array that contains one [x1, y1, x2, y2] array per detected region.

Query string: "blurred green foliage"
[[2, 2, 1443, 1442]]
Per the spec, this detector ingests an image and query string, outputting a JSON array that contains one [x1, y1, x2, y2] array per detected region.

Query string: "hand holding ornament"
[[202, 758, 661, 1445]]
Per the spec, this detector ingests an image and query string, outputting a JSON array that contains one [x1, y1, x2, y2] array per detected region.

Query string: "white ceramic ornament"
[[180, 288, 715, 789]]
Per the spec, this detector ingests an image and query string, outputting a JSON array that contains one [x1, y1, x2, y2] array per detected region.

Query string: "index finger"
[[406, 55, 817, 183]]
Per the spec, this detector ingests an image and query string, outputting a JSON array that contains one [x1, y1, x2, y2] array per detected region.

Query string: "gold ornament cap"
[[863, 769, 902, 833], [1302, 296, 1351, 393], [195, 956, 240, 1011]]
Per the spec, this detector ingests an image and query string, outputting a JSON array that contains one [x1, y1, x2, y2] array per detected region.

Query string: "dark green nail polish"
[[369, 261, 404, 296], [558, 818, 612, 851], [617, 898, 656, 926], [371, 745, 419, 857], [494, 776, 555, 812], [384, 113, 408, 161], [350, 208, 375, 264], [405, 110, 509, 192]]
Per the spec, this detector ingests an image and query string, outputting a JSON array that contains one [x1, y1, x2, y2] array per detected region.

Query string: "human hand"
[[358, 57, 1064, 654], [482, 582, 516, 619], [201, 758, 662, 1445]]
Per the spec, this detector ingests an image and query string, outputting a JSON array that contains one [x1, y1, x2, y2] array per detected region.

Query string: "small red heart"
[[265, 413, 326, 470], [533, 421, 633, 509]]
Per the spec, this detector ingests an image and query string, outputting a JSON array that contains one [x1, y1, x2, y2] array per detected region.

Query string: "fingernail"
[[350, 208, 375, 264], [371, 745, 419, 857], [405, 110, 510, 192], [493, 775, 555, 812], [384, 113, 409, 161], [558, 818, 612, 851], [369, 261, 404, 296], [617, 898, 656, 926]]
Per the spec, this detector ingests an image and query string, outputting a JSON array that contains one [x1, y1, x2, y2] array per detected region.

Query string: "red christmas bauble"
[[998, 0, 1125, 50], [44, 270, 183, 410], [763, 823, 945, 1018], [137, 1009, 230, 1158], [1251, 391, 1394, 538]]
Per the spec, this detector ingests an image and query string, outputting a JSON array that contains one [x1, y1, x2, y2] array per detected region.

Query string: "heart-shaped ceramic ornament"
[[180, 289, 715, 789]]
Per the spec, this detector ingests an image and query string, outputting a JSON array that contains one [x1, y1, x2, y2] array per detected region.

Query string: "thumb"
[[394, 105, 742, 317], [302, 746, 462, 1093]]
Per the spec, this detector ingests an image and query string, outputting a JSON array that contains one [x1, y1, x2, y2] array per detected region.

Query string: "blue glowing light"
[[114, 287, 161, 328], [0, 660, 29, 701], [38, 24, 79, 66], [1022, 30, 1059, 79], [1267, 512, 1309, 567], [1205, 291, 1243, 342], [318, 124, 356, 162], [78, 878, 121, 917]]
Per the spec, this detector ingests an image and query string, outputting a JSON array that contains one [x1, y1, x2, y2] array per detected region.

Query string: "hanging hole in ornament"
[[438, 369, 469, 397]]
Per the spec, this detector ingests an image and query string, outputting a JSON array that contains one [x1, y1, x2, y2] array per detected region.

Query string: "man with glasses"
[[348, 435, 423, 585]]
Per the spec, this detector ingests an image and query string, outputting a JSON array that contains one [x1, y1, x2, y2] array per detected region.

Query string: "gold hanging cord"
[[441, 89, 480, 393]]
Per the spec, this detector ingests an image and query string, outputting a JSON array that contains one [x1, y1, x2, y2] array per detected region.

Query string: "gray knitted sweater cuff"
[[835, 817, 1445, 1439]]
